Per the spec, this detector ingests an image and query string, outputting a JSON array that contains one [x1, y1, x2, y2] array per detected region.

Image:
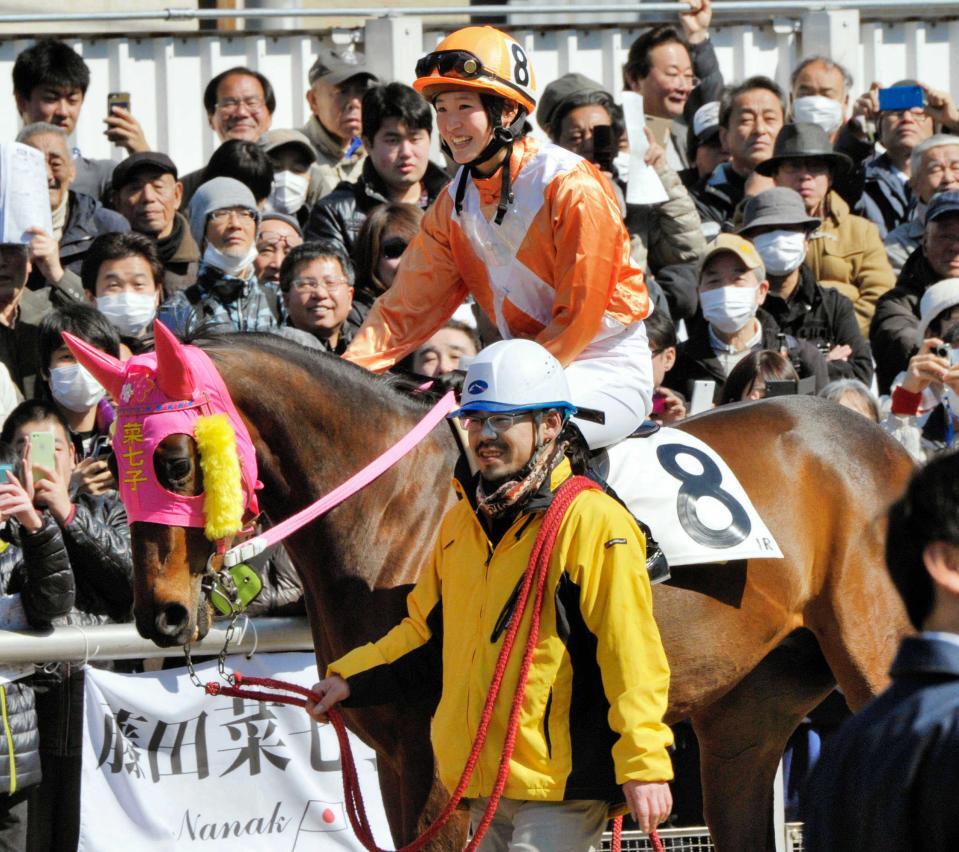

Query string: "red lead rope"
[[207, 475, 664, 852]]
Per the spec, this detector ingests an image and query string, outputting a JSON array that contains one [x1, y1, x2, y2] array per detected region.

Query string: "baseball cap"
[[260, 212, 304, 239], [112, 152, 178, 191], [699, 233, 765, 281], [257, 129, 317, 163], [925, 190, 959, 224], [308, 48, 378, 87], [917, 278, 959, 341]]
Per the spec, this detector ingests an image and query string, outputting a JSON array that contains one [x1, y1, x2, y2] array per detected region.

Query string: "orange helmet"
[[413, 26, 536, 115]]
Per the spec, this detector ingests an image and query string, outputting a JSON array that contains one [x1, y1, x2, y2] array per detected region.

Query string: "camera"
[[934, 344, 951, 358]]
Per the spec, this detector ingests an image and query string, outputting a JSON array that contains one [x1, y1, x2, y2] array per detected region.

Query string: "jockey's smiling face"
[[466, 408, 564, 483], [433, 90, 519, 169]]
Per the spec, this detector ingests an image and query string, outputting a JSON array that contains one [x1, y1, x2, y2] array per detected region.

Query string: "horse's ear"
[[153, 320, 196, 400], [61, 331, 125, 400]]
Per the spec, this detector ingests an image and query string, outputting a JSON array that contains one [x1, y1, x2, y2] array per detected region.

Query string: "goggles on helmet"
[[415, 49, 530, 103]]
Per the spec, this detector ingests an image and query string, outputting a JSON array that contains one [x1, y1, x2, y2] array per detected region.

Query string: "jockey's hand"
[[901, 337, 949, 394], [305, 676, 350, 723], [623, 780, 672, 835]]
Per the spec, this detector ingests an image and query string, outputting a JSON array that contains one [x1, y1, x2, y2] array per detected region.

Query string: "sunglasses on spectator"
[[415, 50, 529, 100], [215, 96, 266, 114], [380, 238, 409, 260]]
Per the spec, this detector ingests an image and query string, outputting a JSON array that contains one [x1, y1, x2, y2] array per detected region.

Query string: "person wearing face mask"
[[664, 233, 828, 403], [80, 233, 163, 352], [739, 188, 872, 384], [258, 129, 324, 226], [36, 303, 120, 495], [111, 152, 199, 294], [882, 279, 959, 462], [789, 57, 851, 145], [161, 177, 280, 336]]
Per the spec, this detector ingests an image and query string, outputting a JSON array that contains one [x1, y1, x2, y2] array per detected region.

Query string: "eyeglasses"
[[415, 50, 529, 100], [457, 412, 533, 433], [290, 277, 350, 295], [655, 68, 700, 88], [215, 96, 266, 114], [380, 237, 408, 260], [208, 208, 257, 224], [257, 233, 303, 253]]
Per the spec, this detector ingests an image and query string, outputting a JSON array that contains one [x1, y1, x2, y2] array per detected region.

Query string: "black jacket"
[[762, 266, 873, 384], [0, 520, 75, 795], [664, 308, 830, 403], [27, 191, 130, 302], [8, 492, 134, 758], [804, 636, 959, 852], [689, 162, 746, 234], [870, 246, 939, 393], [306, 158, 449, 257]]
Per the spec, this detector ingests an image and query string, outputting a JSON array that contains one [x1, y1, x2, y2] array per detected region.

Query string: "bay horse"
[[82, 332, 915, 851]]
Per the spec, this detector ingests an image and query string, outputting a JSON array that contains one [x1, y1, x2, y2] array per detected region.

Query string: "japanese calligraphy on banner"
[[80, 652, 392, 851]]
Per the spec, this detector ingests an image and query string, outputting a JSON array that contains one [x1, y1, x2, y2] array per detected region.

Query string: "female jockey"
[[343, 25, 655, 449]]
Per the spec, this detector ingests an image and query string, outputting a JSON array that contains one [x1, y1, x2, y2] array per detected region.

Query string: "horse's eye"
[[168, 459, 192, 480]]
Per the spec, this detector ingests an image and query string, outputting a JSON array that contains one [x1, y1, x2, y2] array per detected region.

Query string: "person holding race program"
[[343, 26, 654, 449], [307, 340, 673, 850]]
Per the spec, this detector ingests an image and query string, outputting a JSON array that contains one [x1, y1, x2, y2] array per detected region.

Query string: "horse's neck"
[[225, 357, 458, 600]]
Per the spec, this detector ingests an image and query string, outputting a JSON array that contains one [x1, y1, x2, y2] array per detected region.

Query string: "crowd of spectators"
[[0, 1, 958, 843]]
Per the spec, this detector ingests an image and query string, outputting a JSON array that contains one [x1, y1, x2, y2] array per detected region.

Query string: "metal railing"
[[0, 616, 313, 663], [0, 0, 955, 24]]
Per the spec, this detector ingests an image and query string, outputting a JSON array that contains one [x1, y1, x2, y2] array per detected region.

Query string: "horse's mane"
[[191, 331, 435, 416]]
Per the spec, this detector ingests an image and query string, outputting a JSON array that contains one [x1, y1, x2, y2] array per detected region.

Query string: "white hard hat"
[[450, 339, 576, 417]]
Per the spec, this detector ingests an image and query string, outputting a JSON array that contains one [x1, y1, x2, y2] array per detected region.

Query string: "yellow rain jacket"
[[343, 136, 651, 373], [328, 459, 673, 802]]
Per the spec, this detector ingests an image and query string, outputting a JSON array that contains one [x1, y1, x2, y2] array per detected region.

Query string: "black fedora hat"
[[755, 122, 853, 178]]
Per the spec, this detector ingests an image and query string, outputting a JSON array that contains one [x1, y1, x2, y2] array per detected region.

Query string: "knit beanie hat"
[[189, 177, 260, 247]]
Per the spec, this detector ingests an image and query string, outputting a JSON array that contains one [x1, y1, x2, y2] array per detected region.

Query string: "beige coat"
[[805, 190, 896, 336]]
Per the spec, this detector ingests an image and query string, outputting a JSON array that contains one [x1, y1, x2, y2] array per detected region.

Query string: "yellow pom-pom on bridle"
[[194, 413, 244, 542]]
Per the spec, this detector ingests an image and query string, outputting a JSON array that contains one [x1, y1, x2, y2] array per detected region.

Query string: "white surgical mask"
[[751, 230, 808, 277], [267, 171, 310, 216], [202, 242, 259, 277], [49, 363, 105, 412], [96, 291, 157, 338], [792, 96, 844, 136], [701, 285, 758, 335]]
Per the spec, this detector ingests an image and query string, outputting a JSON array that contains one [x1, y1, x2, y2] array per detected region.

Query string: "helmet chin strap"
[[451, 108, 527, 226]]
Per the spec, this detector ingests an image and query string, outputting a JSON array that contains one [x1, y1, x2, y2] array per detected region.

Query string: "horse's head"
[[65, 323, 260, 648]]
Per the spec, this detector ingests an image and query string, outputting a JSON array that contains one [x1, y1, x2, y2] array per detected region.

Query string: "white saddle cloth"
[[596, 426, 784, 567]]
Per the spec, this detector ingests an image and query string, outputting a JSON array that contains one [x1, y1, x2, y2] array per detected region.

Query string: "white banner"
[[80, 652, 392, 852]]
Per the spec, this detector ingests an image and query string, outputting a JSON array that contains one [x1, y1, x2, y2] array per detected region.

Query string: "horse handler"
[[307, 339, 673, 851]]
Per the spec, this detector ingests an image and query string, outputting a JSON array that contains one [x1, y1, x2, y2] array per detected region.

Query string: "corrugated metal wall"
[[0, 15, 955, 175]]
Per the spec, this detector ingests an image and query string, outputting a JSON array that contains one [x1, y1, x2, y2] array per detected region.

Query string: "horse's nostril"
[[155, 603, 190, 637]]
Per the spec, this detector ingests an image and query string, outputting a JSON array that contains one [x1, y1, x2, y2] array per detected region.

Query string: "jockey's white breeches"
[[565, 317, 653, 450]]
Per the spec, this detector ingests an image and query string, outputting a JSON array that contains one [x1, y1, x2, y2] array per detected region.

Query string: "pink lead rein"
[[223, 390, 458, 568]]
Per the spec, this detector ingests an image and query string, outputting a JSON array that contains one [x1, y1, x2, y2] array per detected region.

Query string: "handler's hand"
[[623, 780, 672, 835], [305, 676, 350, 723]]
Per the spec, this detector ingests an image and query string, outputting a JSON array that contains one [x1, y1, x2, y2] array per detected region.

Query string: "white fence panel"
[[0, 13, 955, 175]]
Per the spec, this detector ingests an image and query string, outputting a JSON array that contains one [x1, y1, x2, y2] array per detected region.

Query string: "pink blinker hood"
[[62, 322, 260, 530]]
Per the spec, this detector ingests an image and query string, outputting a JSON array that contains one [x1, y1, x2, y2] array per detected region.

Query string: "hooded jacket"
[[344, 136, 651, 372], [329, 457, 673, 803]]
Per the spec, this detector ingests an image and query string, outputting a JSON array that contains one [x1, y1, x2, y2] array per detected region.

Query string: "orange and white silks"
[[343, 137, 655, 448]]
